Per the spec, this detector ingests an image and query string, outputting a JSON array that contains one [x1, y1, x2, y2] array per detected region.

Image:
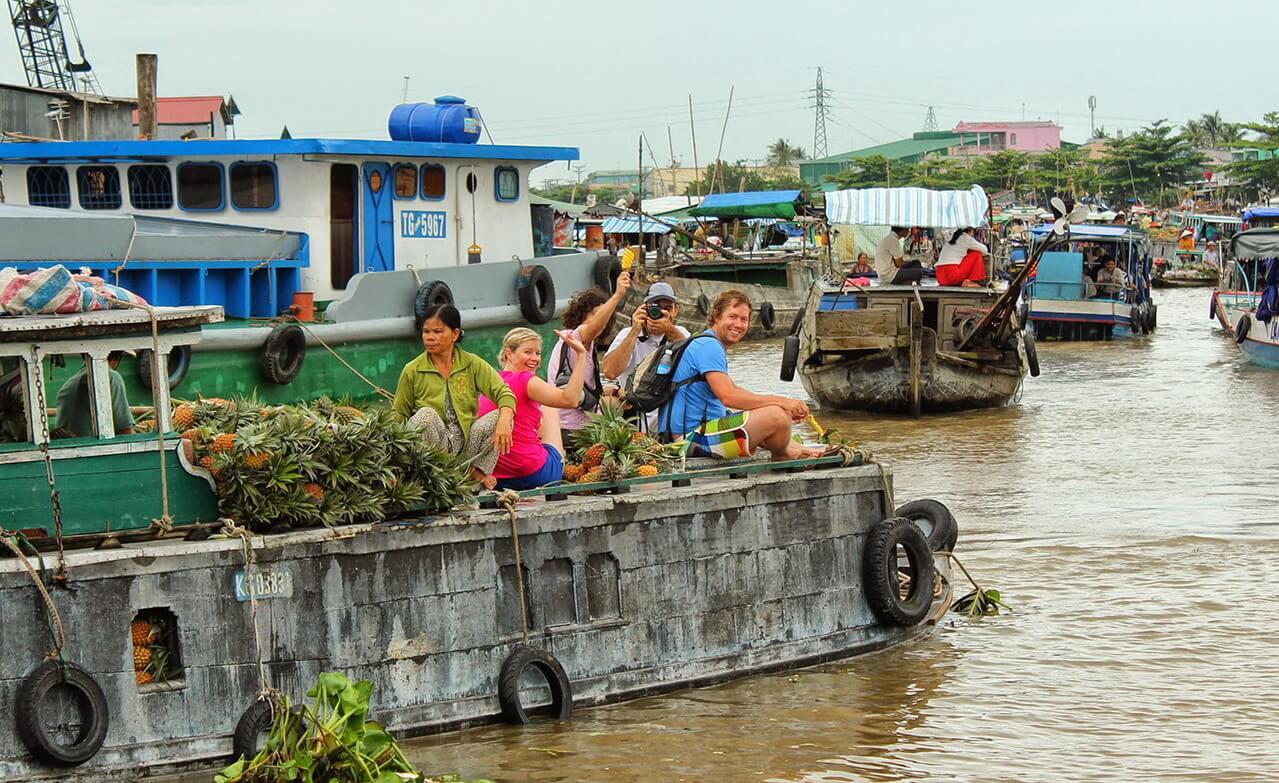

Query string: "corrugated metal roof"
[[131, 96, 228, 125], [529, 193, 586, 217], [807, 133, 961, 164]]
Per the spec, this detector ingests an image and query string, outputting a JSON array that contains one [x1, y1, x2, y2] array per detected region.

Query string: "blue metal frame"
[[176, 161, 225, 212], [0, 138, 579, 164], [126, 164, 175, 210], [228, 161, 280, 212], [26, 165, 71, 208], [494, 165, 519, 202], [420, 163, 446, 201], [392, 163, 418, 201], [75, 165, 123, 210]]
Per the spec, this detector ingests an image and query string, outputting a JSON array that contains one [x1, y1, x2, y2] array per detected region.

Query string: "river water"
[[406, 288, 1279, 783]]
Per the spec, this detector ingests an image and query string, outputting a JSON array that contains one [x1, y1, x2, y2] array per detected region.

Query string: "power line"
[[808, 67, 832, 159]]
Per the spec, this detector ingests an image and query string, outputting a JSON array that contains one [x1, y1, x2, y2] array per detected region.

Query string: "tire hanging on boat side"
[[862, 517, 935, 627], [413, 280, 455, 330], [894, 499, 959, 552], [788, 305, 807, 336], [516, 265, 556, 325], [232, 698, 276, 761], [758, 302, 776, 332], [1023, 330, 1040, 378], [136, 345, 192, 391], [1236, 314, 1251, 344], [260, 324, 307, 385], [15, 661, 109, 766], [1129, 306, 1143, 335], [779, 335, 800, 382], [497, 645, 573, 724], [697, 293, 711, 316], [593, 255, 622, 294], [1144, 303, 1157, 333]]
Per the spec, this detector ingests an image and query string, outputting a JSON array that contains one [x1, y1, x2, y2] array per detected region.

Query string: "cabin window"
[[420, 164, 446, 200], [127, 165, 174, 210], [76, 166, 122, 210], [177, 163, 224, 211], [26, 166, 71, 209], [464, 170, 478, 194], [230, 161, 278, 210], [393, 164, 417, 199], [495, 166, 519, 202]]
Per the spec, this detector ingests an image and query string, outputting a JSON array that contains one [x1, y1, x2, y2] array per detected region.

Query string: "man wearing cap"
[[54, 351, 135, 437], [602, 281, 690, 428]]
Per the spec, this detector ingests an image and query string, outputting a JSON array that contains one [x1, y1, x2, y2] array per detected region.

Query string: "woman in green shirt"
[[392, 304, 516, 490]]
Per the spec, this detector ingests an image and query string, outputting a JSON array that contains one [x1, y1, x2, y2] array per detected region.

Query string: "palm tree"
[[767, 139, 807, 166], [1184, 111, 1239, 148]]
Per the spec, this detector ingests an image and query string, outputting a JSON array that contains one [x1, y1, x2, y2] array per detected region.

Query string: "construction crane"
[[8, 0, 101, 94]]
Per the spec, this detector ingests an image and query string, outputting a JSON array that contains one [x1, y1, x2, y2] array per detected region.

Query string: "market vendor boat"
[[0, 95, 615, 407], [1152, 258, 1219, 288], [1215, 228, 1279, 368], [1025, 223, 1157, 340], [785, 185, 1040, 415]]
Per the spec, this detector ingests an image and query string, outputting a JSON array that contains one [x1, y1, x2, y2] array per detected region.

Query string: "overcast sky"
[[5, 0, 1272, 184]]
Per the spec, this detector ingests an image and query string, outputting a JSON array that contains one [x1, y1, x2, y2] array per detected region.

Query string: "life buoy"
[[260, 324, 307, 385], [15, 661, 109, 766], [136, 345, 192, 391], [894, 499, 959, 552], [593, 255, 622, 294], [1235, 314, 1251, 344], [697, 293, 711, 316], [779, 334, 800, 382], [863, 517, 936, 627], [1128, 306, 1143, 334], [413, 280, 455, 329], [1023, 330, 1040, 378], [516, 265, 556, 325], [758, 302, 776, 331], [497, 645, 573, 724]]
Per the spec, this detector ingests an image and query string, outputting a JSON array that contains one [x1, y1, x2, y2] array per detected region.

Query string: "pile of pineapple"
[[173, 396, 471, 531], [130, 616, 178, 686], [564, 405, 670, 484]]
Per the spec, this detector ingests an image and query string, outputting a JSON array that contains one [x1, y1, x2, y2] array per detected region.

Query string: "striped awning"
[[825, 185, 989, 228], [601, 216, 673, 234]]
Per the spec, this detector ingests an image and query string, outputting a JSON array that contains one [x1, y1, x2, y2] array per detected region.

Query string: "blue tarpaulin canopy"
[[825, 185, 989, 228], [601, 215, 673, 234], [688, 190, 805, 219], [1244, 207, 1279, 222]]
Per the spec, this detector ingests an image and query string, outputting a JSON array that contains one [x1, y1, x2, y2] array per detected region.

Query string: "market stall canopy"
[[825, 185, 989, 228], [601, 215, 673, 234], [1243, 207, 1279, 222], [1231, 228, 1279, 260], [688, 190, 806, 220]]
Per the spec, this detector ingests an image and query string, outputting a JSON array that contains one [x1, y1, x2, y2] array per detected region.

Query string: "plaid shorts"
[[684, 411, 752, 459]]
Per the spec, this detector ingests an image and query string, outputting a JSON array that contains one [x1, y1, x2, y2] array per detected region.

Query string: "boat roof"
[[825, 185, 989, 228], [0, 138, 579, 164], [1243, 206, 1279, 221], [818, 280, 1001, 297], [0, 305, 223, 343], [1031, 223, 1146, 240], [1231, 228, 1279, 260], [688, 190, 805, 220]]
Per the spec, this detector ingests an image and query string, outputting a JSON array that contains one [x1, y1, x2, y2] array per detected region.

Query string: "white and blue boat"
[[1025, 223, 1157, 340], [1219, 228, 1279, 368]]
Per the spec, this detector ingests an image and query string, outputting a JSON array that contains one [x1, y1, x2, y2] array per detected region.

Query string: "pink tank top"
[[478, 370, 547, 479]]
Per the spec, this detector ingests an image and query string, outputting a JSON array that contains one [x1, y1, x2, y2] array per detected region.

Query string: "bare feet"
[[773, 442, 825, 461], [961, 280, 981, 288]]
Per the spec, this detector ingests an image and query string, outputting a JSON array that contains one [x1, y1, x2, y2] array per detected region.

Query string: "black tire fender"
[[1129, 306, 1143, 334], [232, 698, 275, 761], [593, 255, 622, 294], [894, 499, 959, 552], [15, 660, 109, 766], [863, 517, 936, 627], [497, 645, 573, 724], [758, 301, 776, 332], [1209, 293, 1218, 320], [697, 293, 711, 316], [1023, 330, 1040, 378], [1236, 314, 1251, 344], [517, 265, 556, 325], [413, 280, 455, 330], [1144, 303, 1157, 333], [779, 334, 800, 383], [137, 345, 192, 392], [260, 324, 307, 385], [788, 305, 807, 336]]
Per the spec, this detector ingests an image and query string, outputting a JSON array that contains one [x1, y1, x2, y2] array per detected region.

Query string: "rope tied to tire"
[[496, 489, 531, 644], [286, 316, 395, 401], [0, 530, 66, 663]]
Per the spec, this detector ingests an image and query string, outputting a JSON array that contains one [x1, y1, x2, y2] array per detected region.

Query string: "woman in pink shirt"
[[478, 327, 591, 490]]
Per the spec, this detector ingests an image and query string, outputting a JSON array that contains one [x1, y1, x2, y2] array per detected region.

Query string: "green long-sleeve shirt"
[[391, 347, 515, 438]]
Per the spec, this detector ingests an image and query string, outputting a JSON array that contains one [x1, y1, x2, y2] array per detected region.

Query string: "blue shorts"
[[496, 444, 564, 491]]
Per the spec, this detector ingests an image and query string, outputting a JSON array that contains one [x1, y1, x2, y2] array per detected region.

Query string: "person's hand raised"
[[557, 329, 588, 356]]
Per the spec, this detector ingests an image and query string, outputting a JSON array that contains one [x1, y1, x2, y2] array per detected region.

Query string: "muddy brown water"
[[399, 288, 1279, 783]]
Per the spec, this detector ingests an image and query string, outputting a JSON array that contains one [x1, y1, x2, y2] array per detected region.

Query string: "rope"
[[250, 230, 291, 274], [496, 489, 531, 644], [287, 316, 394, 401], [110, 222, 139, 282], [932, 550, 986, 595], [0, 531, 65, 662], [219, 518, 277, 698]]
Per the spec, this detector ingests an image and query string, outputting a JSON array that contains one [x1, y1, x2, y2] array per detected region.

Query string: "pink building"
[[950, 121, 1061, 155]]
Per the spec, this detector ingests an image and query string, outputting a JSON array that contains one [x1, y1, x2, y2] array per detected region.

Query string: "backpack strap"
[[656, 332, 717, 440]]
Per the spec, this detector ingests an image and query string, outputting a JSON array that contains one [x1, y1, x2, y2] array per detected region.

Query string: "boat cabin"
[[1027, 223, 1155, 339], [0, 97, 579, 318]]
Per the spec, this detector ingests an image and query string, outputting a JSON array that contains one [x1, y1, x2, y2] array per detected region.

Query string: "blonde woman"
[[477, 327, 591, 490]]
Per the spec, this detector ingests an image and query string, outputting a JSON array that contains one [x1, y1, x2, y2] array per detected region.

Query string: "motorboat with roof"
[[783, 185, 1041, 415], [0, 96, 619, 405], [1026, 223, 1157, 339], [1214, 228, 1279, 368]]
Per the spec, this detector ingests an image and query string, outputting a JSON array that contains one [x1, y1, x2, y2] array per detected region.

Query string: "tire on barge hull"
[[15, 661, 109, 767], [863, 518, 936, 627], [497, 645, 573, 725]]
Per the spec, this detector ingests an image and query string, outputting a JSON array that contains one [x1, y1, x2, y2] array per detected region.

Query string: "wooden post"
[[909, 299, 924, 417], [136, 53, 158, 140]]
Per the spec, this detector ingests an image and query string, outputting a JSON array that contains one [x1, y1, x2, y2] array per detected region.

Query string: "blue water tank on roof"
[[388, 96, 482, 144]]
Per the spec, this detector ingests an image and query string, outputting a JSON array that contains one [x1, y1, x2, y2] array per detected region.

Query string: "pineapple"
[[582, 443, 607, 470], [578, 466, 606, 484], [180, 427, 201, 442], [133, 419, 156, 433], [562, 463, 584, 483], [135, 670, 154, 686], [334, 405, 364, 422], [172, 404, 196, 430], [303, 483, 325, 500], [637, 463, 660, 478], [133, 645, 153, 670], [210, 432, 238, 453], [244, 452, 272, 470], [600, 455, 633, 483], [198, 455, 216, 470], [131, 619, 157, 647]]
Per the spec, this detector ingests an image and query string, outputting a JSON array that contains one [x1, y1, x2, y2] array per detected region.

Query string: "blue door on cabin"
[[362, 162, 394, 272]]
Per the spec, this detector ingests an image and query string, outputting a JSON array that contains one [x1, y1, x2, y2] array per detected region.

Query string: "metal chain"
[[30, 351, 68, 583]]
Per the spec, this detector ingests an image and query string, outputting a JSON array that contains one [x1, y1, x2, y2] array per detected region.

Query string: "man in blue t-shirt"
[[659, 290, 824, 461]]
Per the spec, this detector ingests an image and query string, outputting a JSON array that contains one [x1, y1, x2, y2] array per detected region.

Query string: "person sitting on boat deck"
[[54, 351, 135, 438], [935, 228, 989, 288], [850, 252, 875, 277], [548, 271, 632, 445], [1203, 241, 1221, 269], [1092, 256, 1130, 297], [601, 281, 690, 431], [874, 226, 924, 284], [392, 304, 516, 490], [476, 327, 593, 491], [1178, 229, 1196, 252], [659, 289, 824, 462]]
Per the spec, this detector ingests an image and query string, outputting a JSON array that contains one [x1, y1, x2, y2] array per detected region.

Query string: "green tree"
[[1226, 112, 1279, 196], [1183, 111, 1243, 148], [1026, 147, 1101, 200], [914, 158, 976, 189], [766, 138, 807, 167], [969, 150, 1031, 194], [824, 155, 920, 189], [684, 159, 809, 196], [1100, 120, 1206, 206]]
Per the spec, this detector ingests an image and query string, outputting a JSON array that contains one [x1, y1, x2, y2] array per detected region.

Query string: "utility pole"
[[808, 67, 831, 160], [923, 106, 938, 132], [1088, 95, 1097, 138]]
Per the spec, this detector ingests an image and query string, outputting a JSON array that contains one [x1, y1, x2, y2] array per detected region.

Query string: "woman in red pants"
[[936, 227, 989, 287]]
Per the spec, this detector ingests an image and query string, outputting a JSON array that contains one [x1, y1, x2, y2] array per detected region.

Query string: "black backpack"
[[624, 332, 715, 415]]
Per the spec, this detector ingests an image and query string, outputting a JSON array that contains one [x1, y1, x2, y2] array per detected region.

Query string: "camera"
[[646, 304, 665, 320]]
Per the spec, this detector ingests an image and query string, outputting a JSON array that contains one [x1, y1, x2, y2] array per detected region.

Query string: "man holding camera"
[[602, 281, 690, 427]]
